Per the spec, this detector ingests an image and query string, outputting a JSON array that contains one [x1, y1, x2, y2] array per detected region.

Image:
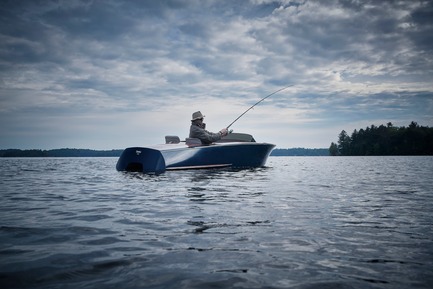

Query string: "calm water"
[[1, 156, 432, 289]]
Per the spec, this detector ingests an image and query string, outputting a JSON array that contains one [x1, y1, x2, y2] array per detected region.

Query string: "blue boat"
[[116, 133, 275, 174]]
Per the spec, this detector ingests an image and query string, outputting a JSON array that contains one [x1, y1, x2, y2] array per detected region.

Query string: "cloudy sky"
[[1, 0, 432, 150]]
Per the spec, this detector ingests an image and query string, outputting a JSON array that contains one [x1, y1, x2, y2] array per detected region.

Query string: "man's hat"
[[192, 111, 205, 121]]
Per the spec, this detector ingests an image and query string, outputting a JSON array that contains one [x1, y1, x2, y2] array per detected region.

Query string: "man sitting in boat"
[[189, 111, 228, 145]]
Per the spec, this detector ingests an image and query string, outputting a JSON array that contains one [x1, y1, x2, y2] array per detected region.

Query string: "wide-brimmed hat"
[[191, 111, 205, 121]]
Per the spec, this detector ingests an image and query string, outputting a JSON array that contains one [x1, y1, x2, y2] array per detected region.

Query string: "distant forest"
[[329, 121, 433, 156], [0, 148, 328, 157], [270, 148, 328, 156], [3, 121, 432, 158], [0, 148, 123, 158]]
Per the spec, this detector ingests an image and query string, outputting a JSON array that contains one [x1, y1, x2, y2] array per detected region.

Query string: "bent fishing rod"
[[226, 85, 293, 129]]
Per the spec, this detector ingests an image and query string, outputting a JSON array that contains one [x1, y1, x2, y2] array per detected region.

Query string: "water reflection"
[[179, 167, 274, 238], [184, 167, 271, 203]]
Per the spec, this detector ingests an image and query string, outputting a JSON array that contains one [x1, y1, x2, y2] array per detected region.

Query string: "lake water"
[[1, 156, 432, 289]]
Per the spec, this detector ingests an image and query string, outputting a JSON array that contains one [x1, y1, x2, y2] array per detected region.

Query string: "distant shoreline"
[[0, 149, 123, 158], [0, 148, 330, 157]]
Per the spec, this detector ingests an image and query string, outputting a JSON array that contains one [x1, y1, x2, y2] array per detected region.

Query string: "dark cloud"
[[0, 0, 432, 149]]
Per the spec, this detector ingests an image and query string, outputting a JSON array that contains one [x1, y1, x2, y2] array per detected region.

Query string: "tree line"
[[1, 148, 330, 157], [0, 149, 123, 157], [271, 148, 329, 156], [329, 121, 433, 156]]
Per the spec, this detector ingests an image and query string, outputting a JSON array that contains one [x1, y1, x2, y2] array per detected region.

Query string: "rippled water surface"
[[1, 156, 433, 289]]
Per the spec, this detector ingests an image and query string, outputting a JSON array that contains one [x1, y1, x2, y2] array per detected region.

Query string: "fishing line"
[[226, 85, 293, 129]]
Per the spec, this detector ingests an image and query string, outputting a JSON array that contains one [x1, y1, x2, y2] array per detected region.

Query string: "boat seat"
[[185, 138, 202, 147], [165, 135, 180, 144]]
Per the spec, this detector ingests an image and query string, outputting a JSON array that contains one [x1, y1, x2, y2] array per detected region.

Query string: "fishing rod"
[[226, 85, 293, 129]]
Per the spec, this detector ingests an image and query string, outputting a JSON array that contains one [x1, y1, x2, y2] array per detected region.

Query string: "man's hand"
[[219, 128, 228, 137]]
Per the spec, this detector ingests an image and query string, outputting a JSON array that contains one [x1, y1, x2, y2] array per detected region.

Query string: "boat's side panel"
[[162, 143, 275, 169], [116, 147, 166, 173], [116, 142, 275, 173]]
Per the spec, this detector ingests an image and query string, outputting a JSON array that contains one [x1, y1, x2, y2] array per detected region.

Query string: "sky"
[[1, 0, 432, 150]]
